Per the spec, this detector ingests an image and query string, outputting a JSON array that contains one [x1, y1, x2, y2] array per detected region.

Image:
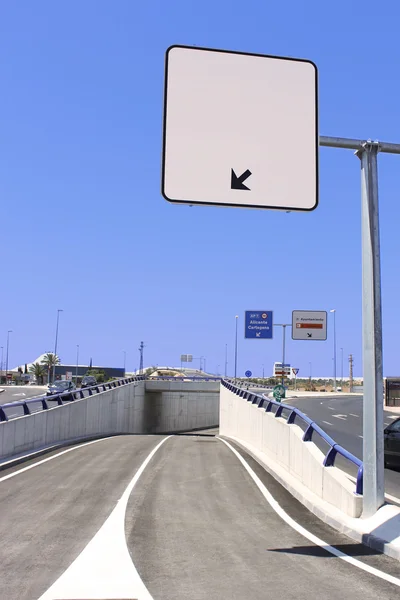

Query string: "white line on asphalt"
[[219, 437, 400, 588], [350, 413, 359, 418], [38, 436, 171, 600], [333, 414, 347, 420], [0, 437, 117, 483], [358, 435, 363, 439], [322, 421, 333, 426], [346, 474, 400, 506]]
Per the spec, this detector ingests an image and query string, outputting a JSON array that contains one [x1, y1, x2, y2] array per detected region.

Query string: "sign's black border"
[[291, 310, 328, 341], [161, 44, 319, 212]]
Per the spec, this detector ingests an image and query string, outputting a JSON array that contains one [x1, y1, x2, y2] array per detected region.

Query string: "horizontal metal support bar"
[[320, 136, 400, 154]]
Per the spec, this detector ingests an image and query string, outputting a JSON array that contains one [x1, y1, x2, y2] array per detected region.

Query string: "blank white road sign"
[[292, 311, 327, 341], [162, 45, 318, 211]]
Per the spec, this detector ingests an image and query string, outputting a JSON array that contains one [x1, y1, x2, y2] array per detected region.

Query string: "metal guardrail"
[[0, 376, 145, 423], [222, 379, 363, 495], [147, 376, 221, 381]]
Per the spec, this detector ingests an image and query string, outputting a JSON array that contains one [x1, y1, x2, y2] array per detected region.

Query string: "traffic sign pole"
[[274, 324, 292, 386], [320, 135, 400, 516], [357, 142, 385, 518]]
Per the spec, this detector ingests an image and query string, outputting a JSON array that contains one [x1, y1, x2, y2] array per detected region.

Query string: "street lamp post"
[[5, 331, 12, 385], [76, 345, 79, 384], [53, 309, 63, 383], [309, 362, 312, 388], [262, 364, 265, 379], [330, 309, 337, 391], [224, 343, 228, 377], [0, 346, 3, 378], [123, 350, 126, 374], [234, 316, 239, 379], [341, 347, 343, 384]]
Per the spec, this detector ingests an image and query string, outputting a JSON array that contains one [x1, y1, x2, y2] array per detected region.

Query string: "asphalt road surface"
[[285, 395, 400, 502], [1, 433, 400, 600], [0, 385, 46, 418]]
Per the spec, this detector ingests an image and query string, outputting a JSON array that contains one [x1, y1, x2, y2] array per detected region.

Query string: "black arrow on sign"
[[307, 333, 312, 338], [231, 169, 252, 190]]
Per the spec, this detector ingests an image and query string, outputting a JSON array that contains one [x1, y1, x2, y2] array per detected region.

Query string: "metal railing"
[[222, 379, 363, 495], [0, 376, 145, 423], [147, 376, 221, 381]]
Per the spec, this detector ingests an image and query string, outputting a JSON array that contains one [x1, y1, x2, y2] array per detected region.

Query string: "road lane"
[[0, 385, 46, 419], [0, 434, 164, 600], [126, 434, 400, 600], [286, 395, 400, 502], [0, 385, 45, 403]]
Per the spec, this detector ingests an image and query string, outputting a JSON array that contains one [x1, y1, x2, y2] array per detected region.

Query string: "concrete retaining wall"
[[0, 380, 220, 460], [220, 383, 362, 518], [0, 381, 146, 460]]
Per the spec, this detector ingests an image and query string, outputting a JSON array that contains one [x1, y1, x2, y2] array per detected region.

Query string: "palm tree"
[[29, 363, 45, 385], [41, 352, 60, 383]]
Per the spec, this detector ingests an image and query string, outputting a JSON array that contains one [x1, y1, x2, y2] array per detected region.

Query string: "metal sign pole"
[[282, 325, 286, 387], [320, 135, 400, 515], [356, 141, 385, 516]]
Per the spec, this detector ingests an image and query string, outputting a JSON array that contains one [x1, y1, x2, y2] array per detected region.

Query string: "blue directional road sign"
[[245, 311, 273, 339], [245, 370, 252, 378]]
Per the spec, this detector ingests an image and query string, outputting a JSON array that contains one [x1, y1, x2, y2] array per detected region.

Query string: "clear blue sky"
[[1, 0, 400, 377]]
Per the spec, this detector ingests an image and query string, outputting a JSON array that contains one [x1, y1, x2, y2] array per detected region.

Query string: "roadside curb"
[[221, 434, 400, 562]]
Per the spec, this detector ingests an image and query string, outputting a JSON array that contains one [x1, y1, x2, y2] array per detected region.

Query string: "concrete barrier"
[[220, 383, 362, 518], [0, 379, 220, 461]]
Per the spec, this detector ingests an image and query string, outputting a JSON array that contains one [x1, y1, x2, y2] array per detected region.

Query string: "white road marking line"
[[0, 437, 117, 483], [219, 437, 400, 588], [350, 413, 359, 418], [38, 436, 171, 600], [12, 392, 26, 397], [346, 474, 400, 506], [387, 415, 398, 420], [322, 421, 333, 426], [328, 407, 335, 410], [358, 435, 363, 439], [333, 414, 347, 420]]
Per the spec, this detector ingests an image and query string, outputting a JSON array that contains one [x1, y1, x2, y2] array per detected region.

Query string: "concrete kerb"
[[221, 434, 400, 561]]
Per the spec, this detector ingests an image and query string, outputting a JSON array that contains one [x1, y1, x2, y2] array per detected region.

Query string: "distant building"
[[53, 364, 125, 381], [11, 354, 124, 383]]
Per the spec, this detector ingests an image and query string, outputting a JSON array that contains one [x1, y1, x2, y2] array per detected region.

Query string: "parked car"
[[384, 417, 400, 468], [47, 380, 76, 396], [81, 375, 97, 388]]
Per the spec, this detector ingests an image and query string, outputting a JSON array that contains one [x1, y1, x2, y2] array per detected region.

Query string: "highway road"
[[0, 385, 45, 404], [1, 433, 400, 600], [286, 395, 400, 503], [0, 385, 46, 418]]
